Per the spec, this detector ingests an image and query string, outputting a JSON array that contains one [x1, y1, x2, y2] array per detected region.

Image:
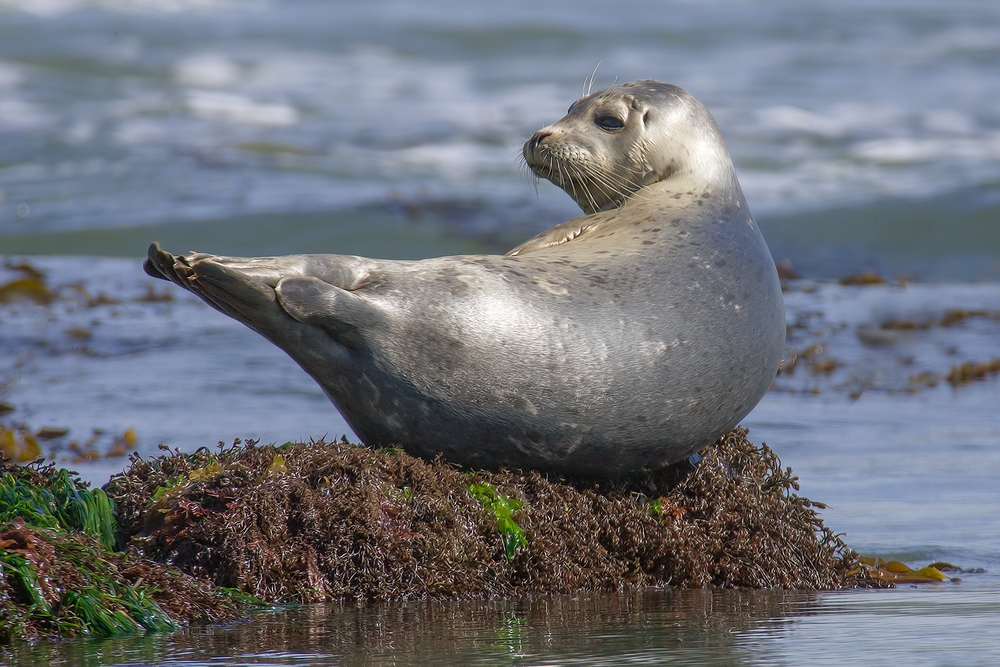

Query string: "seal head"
[[524, 81, 735, 214]]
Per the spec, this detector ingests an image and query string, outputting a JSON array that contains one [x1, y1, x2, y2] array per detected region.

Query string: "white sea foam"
[[783, 282, 1000, 329], [175, 53, 242, 88], [62, 122, 96, 145], [0, 99, 57, 133], [921, 109, 976, 136], [112, 118, 171, 146], [185, 90, 299, 126], [853, 135, 1000, 164], [390, 142, 514, 181], [755, 104, 904, 139]]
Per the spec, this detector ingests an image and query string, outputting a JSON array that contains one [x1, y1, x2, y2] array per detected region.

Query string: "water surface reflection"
[[9, 589, 820, 666]]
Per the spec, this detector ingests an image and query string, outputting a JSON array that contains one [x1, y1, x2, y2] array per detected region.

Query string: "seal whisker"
[[516, 152, 541, 198], [583, 165, 637, 194], [570, 163, 603, 214], [575, 165, 639, 210], [527, 133, 650, 212], [584, 61, 602, 97]]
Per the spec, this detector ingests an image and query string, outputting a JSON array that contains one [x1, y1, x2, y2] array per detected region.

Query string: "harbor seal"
[[144, 80, 784, 477]]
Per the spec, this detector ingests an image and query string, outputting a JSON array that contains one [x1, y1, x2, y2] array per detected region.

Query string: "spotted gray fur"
[[144, 80, 784, 477]]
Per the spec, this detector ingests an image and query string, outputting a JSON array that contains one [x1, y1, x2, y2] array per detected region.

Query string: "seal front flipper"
[[275, 276, 385, 348], [506, 217, 595, 256]]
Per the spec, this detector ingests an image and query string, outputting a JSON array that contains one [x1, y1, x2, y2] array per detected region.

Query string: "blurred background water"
[[1, 0, 998, 278], [1, 0, 1000, 664]]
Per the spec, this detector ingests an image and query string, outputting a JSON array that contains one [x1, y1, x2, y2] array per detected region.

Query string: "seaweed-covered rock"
[[106, 428, 863, 602]]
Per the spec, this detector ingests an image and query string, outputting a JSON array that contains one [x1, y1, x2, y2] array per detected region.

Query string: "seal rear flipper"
[[276, 275, 384, 347], [176, 256, 352, 369], [184, 255, 297, 334], [144, 243, 258, 324], [143, 257, 167, 281], [144, 242, 192, 287]]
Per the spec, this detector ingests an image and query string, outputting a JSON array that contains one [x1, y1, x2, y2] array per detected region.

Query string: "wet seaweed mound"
[[0, 463, 244, 642], [106, 428, 859, 603]]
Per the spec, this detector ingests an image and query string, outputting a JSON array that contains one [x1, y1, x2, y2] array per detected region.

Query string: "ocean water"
[[2, 0, 1000, 664], [1, 0, 999, 277]]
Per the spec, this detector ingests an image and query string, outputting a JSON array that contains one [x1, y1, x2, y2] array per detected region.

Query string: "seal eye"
[[595, 115, 625, 132]]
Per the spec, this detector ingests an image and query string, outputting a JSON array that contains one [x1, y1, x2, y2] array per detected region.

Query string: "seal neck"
[[612, 164, 744, 214], [604, 120, 741, 212]]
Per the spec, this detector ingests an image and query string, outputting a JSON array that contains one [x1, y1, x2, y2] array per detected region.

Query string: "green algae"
[[467, 481, 528, 560], [0, 463, 243, 643], [0, 463, 116, 552]]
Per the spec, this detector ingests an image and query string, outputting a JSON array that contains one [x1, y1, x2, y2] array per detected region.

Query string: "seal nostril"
[[529, 130, 552, 150]]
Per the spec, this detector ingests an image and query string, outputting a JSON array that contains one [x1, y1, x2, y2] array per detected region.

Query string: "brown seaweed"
[[106, 428, 867, 603]]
